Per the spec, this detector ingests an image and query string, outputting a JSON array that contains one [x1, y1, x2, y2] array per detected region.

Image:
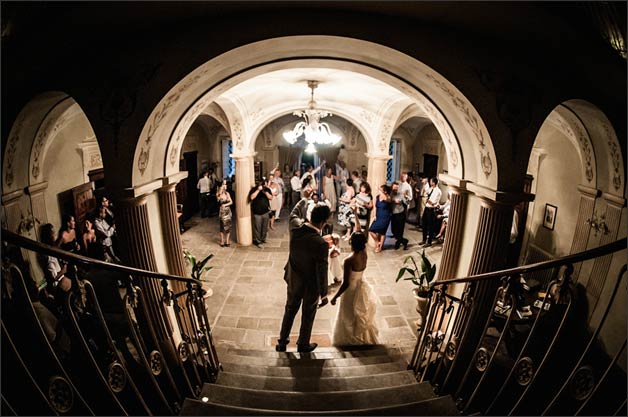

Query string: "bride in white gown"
[[330, 223, 379, 345]]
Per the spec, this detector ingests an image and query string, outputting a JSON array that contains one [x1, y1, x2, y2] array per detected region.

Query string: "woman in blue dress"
[[368, 184, 392, 252]]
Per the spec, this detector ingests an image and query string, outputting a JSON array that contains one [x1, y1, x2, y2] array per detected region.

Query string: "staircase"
[[180, 345, 459, 415]]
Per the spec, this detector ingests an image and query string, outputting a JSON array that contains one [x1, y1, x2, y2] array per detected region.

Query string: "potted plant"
[[184, 250, 214, 298], [396, 249, 437, 330]]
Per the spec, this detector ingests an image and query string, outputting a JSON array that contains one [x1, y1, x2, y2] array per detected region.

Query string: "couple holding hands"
[[276, 187, 379, 353]]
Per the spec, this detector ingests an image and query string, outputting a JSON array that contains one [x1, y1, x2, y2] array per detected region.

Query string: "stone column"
[[115, 193, 172, 341], [442, 184, 524, 392], [156, 173, 188, 283], [366, 154, 390, 246], [436, 175, 469, 281], [570, 185, 601, 281], [585, 193, 626, 314], [28, 181, 49, 238], [233, 154, 254, 246]]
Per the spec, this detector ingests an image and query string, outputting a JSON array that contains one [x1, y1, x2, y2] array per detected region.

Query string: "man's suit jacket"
[[284, 199, 328, 298]]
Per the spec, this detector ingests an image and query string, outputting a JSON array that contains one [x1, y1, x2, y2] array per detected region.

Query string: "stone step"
[[218, 345, 414, 360], [221, 360, 410, 378], [218, 352, 408, 368], [180, 394, 460, 415], [216, 370, 418, 391], [199, 382, 435, 411]]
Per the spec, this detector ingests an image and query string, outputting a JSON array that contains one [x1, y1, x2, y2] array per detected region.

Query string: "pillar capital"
[[438, 173, 470, 192], [116, 193, 150, 208], [160, 171, 188, 188], [467, 183, 534, 207], [576, 184, 601, 199], [230, 152, 256, 160], [602, 192, 626, 208], [1, 189, 23, 205], [365, 153, 392, 161], [27, 181, 49, 195]]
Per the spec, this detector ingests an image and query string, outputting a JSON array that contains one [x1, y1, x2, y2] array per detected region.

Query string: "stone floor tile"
[[385, 316, 408, 328], [257, 318, 281, 331], [237, 317, 260, 329], [379, 295, 398, 306], [180, 212, 443, 350], [216, 316, 239, 328]]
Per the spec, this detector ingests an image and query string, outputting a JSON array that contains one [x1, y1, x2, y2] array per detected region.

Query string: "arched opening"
[[2, 92, 104, 284]]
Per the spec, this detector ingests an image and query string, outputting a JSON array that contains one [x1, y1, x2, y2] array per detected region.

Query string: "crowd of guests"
[[246, 156, 452, 252]]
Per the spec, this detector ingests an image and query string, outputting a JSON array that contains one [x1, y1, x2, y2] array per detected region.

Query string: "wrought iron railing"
[[1, 229, 220, 416], [408, 238, 627, 415]]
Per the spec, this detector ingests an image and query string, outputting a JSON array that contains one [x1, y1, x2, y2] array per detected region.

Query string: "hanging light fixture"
[[283, 80, 342, 149]]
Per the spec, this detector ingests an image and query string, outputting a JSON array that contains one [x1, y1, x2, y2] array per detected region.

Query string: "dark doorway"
[[423, 154, 439, 180], [181, 151, 198, 220], [301, 152, 314, 172]]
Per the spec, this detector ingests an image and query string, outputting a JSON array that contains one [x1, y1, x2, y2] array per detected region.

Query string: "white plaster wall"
[[146, 192, 169, 273], [526, 127, 581, 257], [181, 123, 212, 176], [43, 117, 92, 229]]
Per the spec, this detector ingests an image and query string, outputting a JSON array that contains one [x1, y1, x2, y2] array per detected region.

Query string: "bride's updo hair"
[[349, 232, 367, 252]]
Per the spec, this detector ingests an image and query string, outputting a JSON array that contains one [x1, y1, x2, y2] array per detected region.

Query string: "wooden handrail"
[[434, 238, 626, 286], [1, 229, 195, 284]]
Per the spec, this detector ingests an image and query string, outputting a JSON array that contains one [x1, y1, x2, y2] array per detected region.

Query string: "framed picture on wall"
[[543, 203, 557, 230]]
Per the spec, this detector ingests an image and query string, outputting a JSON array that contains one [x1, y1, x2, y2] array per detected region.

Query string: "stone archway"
[[521, 99, 626, 299], [133, 36, 498, 191], [132, 37, 500, 248], [2, 91, 102, 282]]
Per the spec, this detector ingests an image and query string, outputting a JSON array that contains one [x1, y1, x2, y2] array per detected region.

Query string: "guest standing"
[[368, 184, 392, 253], [420, 177, 442, 247], [217, 180, 233, 247], [322, 167, 337, 213], [290, 170, 302, 208], [94, 206, 120, 263], [248, 179, 273, 248], [197, 171, 211, 218]]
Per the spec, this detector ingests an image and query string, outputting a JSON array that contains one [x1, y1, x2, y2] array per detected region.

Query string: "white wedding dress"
[[332, 267, 380, 345]]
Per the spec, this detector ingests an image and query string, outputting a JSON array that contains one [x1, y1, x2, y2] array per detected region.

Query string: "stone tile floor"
[[180, 208, 443, 351]]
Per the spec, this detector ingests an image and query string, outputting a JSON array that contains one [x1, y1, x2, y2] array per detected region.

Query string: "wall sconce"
[[17, 209, 40, 235], [585, 211, 609, 237]]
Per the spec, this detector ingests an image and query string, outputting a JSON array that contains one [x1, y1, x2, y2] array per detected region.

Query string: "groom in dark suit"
[[276, 189, 331, 353]]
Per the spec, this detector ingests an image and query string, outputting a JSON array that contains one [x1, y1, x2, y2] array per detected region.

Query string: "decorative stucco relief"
[[378, 120, 392, 152], [360, 110, 375, 126], [168, 95, 213, 167], [4, 114, 24, 187], [139, 68, 210, 176], [89, 153, 103, 169], [249, 109, 265, 123], [426, 73, 491, 178], [416, 101, 459, 171], [552, 113, 594, 183], [232, 120, 244, 151], [603, 123, 623, 192], [31, 115, 64, 180]]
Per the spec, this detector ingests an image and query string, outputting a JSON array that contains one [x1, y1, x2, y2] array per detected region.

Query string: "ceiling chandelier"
[[283, 80, 341, 153]]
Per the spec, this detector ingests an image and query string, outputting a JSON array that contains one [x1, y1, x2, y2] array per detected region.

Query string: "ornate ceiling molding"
[[30, 102, 82, 183], [426, 73, 491, 179]]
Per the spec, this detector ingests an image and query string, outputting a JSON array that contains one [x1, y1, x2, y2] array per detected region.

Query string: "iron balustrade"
[[408, 238, 627, 416], [1, 229, 220, 416]]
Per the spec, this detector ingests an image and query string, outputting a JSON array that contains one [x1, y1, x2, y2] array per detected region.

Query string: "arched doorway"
[[2, 92, 104, 283]]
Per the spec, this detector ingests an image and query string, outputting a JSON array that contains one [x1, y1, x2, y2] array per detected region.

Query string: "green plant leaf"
[[396, 268, 407, 282], [197, 253, 214, 271]]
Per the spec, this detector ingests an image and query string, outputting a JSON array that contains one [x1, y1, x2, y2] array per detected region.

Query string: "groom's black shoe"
[[297, 343, 318, 353], [275, 343, 287, 352]]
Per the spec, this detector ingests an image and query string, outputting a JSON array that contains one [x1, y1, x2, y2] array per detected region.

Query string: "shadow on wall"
[[530, 223, 557, 256]]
